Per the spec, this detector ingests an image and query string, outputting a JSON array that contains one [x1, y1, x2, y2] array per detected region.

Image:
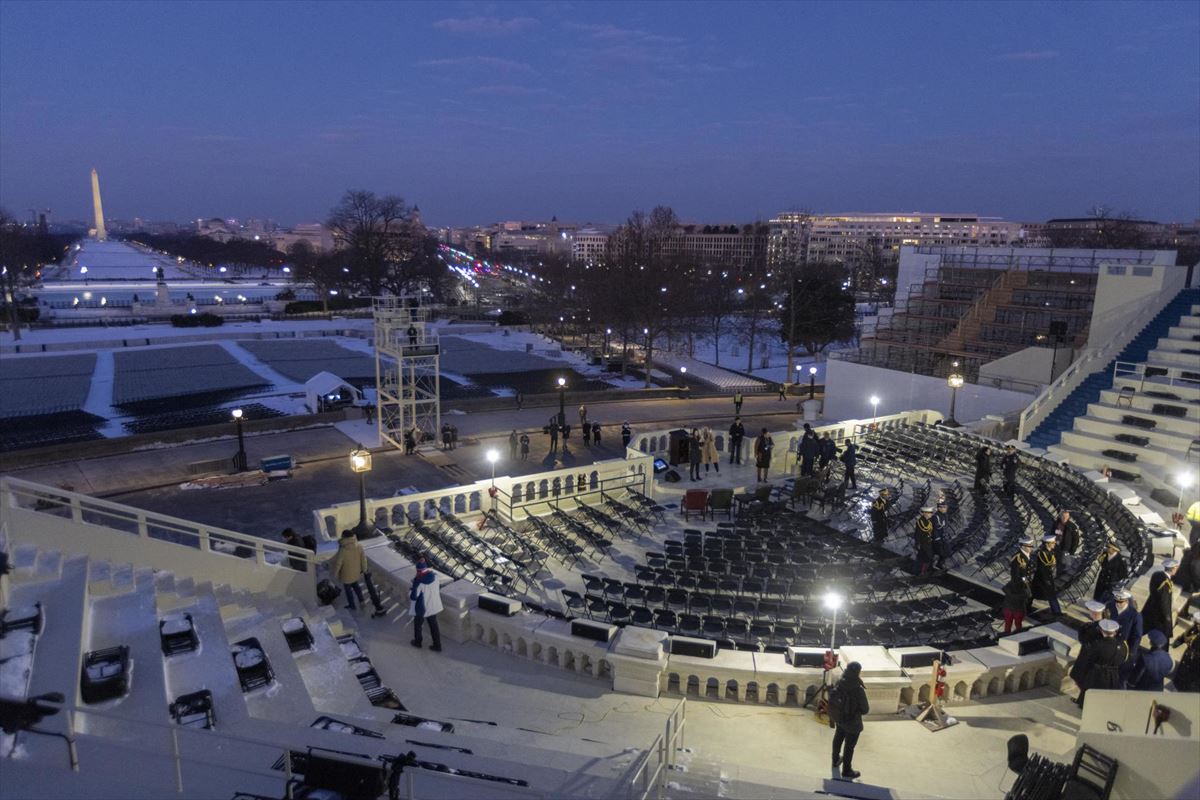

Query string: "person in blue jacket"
[[1107, 589, 1143, 687], [1132, 630, 1173, 691]]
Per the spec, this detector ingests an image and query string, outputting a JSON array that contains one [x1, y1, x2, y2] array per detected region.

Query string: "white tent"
[[305, 371, 361, 414]]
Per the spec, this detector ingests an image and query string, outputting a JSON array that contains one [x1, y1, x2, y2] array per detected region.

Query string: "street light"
[[556, 376, 567, 432], [808, 366, 818, 399], [824, 591, 843, 652], [1178, 472, 1195, 512], [946, 369, 965, 428], [486, 449, 499, 487], [231, 408, 247, 472], [869, 395, 880, 426], [349, 446, 373, 537], [679, 365, 687, 389]]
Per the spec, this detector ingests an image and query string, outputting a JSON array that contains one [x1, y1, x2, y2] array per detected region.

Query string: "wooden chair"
[[681, 489, 709, 521]]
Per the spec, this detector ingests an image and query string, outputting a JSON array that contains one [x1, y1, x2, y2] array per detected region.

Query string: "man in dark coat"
[[1049, 510, 1080, 561], [1032, 535, 1061, 617], [1001, 446, 1018, 498], [1070, 600, 1107, 704], [1002, 538, 1035, 634], [798, 430, 819, 477], [1078, 619, 1129, 706], [1107, 589, 1143, 687], [1132, 630, 1173, 691], [914, 507, 935, 575], [869, 488, 890, 543], [931, 500, 951, 569], [1171, 610, 1200, 692], [839, 441, 858, 489], [830, 661, 870, 781], [1093, 541, 1129, 603], [1141, 560, 1179, 638], [973, 445, 991, 493], [621, 422, 632, 449], [1175, 521, 1199, 594], [728, 417, 745, 465], [818, 433, 837, 471], [688, 429, 702, 481]]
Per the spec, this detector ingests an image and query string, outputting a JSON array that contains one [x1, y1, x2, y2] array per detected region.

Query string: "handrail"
[[1017, 291, 1171, 440], [626, 698, 686, 800]]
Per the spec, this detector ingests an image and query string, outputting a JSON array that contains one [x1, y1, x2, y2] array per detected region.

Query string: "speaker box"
[[664, 470, 682, 483], [897, 649, 941, 670], [571, 619, 617, 643], [786, 646, 830, 668], [302, 749, 386, 800], [1016, 635, 1051, 656], [477, 593, 521, 616], [669, 636, 717, 659]]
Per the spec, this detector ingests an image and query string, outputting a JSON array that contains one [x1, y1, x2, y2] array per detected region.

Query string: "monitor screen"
[[653, 458, 669, 473]]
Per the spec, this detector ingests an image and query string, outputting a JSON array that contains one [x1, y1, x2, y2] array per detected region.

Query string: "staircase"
[[1026, 287, 1200, 450]]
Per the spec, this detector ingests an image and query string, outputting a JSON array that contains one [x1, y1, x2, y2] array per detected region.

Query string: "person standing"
[[1093, 541, 1129, 603], [407, 324, 418, 346], [818, 433, 837, 472], [409, 557, 443, 651], [1033, 535, 1061, 618], [515, 391, 523, 410], [754, 428, 774, 483], [840, 441, 858, 489], [701, 427, 719, 474], [931, 500, 951, 569], [519, 432, 530, 461], [1131, 630, 1173, 691], [578, 404, 588, 431], [403, 428, 416, 455], [1070, 600, 1107, 704], [829, 661, 870, 781], [621, 422, 632, 449], [509, 430, 519, 461], [1049, 510, 1080, 565], [869, 488, 890, 543], [733, 391, 744, 414], [973, 445, 991, 493], [778, 383, 787, 401], [1077, 619, 1129, 707], [332, 530, 384, 616], [281, 528, 309, 572], [1001, 446, 1018, 498], [728, 417, 745, 465], [592, 421, 602, 446], [914, 507, 935, 575], [688, 428, 703, 481], [1141, 559, 1179, 638], [548, 418, 558, 452], [1107, 589, 1143, 688], [1171, 610, 1200, 692], [798, 429, 818, 477], [582, 420, 592, 446], [1002, 538, 1035, 634]]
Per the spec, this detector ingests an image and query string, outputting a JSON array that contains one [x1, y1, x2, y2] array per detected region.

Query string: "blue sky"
[[1, 0, 1197, 226]]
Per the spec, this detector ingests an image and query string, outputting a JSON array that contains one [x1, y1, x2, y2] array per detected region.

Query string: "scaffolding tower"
[[374, 296, 440, 452]]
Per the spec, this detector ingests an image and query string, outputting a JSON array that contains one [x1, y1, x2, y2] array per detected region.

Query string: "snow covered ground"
[[44, 240, 198, 282]]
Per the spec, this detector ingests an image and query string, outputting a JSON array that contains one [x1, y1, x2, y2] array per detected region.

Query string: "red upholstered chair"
[[681, 489, 709, 521]]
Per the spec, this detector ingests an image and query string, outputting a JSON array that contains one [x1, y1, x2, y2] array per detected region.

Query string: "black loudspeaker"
[[898, 650, 941, 670], [1048, 321, 1068, 338], [786, 647, 828, 668], [669, 636, 717, 659], [571, 619, 617, 643], [477, 593, 521, 616], [1017, 635, 1050, 656], [302, 748, 386, 800], [664, 470, 682, 483]]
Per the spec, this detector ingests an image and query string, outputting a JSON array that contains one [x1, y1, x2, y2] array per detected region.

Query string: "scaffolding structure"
[[373, 296, 440, 452]]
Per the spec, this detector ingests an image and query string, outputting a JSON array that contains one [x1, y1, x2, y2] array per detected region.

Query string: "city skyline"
[[1, 1, 1198, 226]]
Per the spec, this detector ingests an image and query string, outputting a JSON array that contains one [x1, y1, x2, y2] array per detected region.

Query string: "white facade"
[[571, 228, 611, 263]]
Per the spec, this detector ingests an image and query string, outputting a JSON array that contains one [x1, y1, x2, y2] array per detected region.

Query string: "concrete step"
[[223, 609, 318, 725], [160, 584, 251, 728]]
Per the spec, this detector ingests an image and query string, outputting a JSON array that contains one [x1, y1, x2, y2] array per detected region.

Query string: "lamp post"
[[487, 449, 499, 487], [231, 408, 247, 472], [556, 376, 567, 432], [869, 395, 880, 426], [1178, 472, 1194, 513], [679, 365, 687, 388], [946, 370, 965, 428], [808, 366, 818, 399], [604, 328, 612, 368], [824, 591, 843, 653], [349, 446, 373, 538]]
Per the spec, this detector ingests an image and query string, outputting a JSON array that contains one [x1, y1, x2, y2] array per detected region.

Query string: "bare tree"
[[326, 190, 413, 295], [779, 262, 857, 360], [0, 209, 71, 340], [287, 241, 341, 311]]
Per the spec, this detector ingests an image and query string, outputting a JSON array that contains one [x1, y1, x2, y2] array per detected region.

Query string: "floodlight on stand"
[[869, 395, 880, 426], [487, 449, 499, 486], [1177, 472, 1195, 511], [946, 371, 965, 427], [824, 592, 843, 655]]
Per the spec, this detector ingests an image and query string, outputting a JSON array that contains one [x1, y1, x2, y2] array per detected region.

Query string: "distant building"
[[571, 227, 612, 264], [662, 223, 769, 271], [272, 223, 333, 253], [767, 212, 1028, 267]]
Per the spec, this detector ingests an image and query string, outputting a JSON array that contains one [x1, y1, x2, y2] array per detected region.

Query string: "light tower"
[[374, 296, 440, 453], [90, 169, 107, 242]]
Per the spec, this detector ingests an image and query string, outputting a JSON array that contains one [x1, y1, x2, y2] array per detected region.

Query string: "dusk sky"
[[1, 0, 1198, 227]]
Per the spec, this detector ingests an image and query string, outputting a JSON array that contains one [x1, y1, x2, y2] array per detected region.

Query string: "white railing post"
[[197, 526, 211, 553], [70, 496, 83, 523], [66, 708, 79, 771], [137, 513, 149, 539], [171, 727, 184, 793]]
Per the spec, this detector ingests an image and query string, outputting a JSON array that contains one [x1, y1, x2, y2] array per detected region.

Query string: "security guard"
[[914, 507, 935, 575], [1093, 540, 1129, 603], [1002, 537, 1035, 634], [870, 488, 890, 543], [1141, 559, 1179, 638], [1033, 534, 1061, 618], [931, 500, 951, 569]]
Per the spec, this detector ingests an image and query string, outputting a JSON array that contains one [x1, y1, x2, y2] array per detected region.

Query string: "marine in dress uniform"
[[1107, 589, 1143, 687], [1002, 538, 1035, 634], [1078, 619, 1129, 708], [914, 507, 935, 575], [1070, 600, 1107, 704], [1141, 560, 1179, 638], [1171, 610, 1200, 693], [1032, 535, 1061, 617], [869, 489, 890, 543], [1093, 541, 1129, 603]]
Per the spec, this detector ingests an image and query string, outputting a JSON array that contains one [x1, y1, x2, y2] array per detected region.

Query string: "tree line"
[[0, 209, 78, 340]]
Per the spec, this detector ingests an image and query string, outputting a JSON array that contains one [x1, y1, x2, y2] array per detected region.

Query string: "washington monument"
[[90, 168, 107, 241]]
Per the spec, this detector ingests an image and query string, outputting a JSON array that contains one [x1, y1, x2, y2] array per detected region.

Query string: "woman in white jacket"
[[409, 557, 443, 651]]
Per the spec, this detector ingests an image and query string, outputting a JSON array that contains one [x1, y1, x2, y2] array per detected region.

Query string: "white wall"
[[979, 345, 1074, 386], [825, 358, 1036, 424], [1087, 262, 1190, 348]]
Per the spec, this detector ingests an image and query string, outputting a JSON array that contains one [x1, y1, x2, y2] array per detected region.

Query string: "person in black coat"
[[840, 441, 858, 489], [1093, 541, 1129, 603], [621, 422, 632, 449], [1049, 510, 1080, 560], [869, 488, 890, 542], [1176, 521, 1200, 594], [830, 661, 870, 781], [914, 507, 935, 575], [1070, 600, 1107, 704], [728, 417, 745, 465], [974, 445, 991, 493], [1172, 610, 1200, 693], [1078, 619, 1129, 706], [1141, 560, 1179, 638], [818, 433, 837, 471], [1000, 446, 1018, 498], [687, 429, 703, 481], [1032, 535, 1061, 617], [1002, 538, 1035, 633], [798, 430, 819, 477], [1107, 589, 1144, 687], [931, 500, 951, 569]]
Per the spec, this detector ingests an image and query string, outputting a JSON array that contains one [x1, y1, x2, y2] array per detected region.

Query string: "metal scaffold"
[[373, 296, 440, 452]]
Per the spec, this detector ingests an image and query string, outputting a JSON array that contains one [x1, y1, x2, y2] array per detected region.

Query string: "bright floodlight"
[[869, 395, 880, 405], [231, 408, 243, 420], [486, 449, 499, 464], [1180, 473, 1195, 489], [680, 366, 687, 374], [823, 592, 843, 611], [948, 374, 965, 389], [809, 366, 818, 375], [606, 328, 612, 335], [557, 377, 566, 387], [349, 448, 372, 473]]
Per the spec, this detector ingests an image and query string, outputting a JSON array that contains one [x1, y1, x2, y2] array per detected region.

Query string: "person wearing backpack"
[[829, 661, 870, 781]]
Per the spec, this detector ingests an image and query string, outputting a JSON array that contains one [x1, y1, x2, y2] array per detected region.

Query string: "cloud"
[[418, 56, 535, 73], [997, 50, 1060, 62], [192, 134, 243, 143], [469, 84, 553, 97], [565, 21, 682, 45], [433, 16, 537, 36]]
